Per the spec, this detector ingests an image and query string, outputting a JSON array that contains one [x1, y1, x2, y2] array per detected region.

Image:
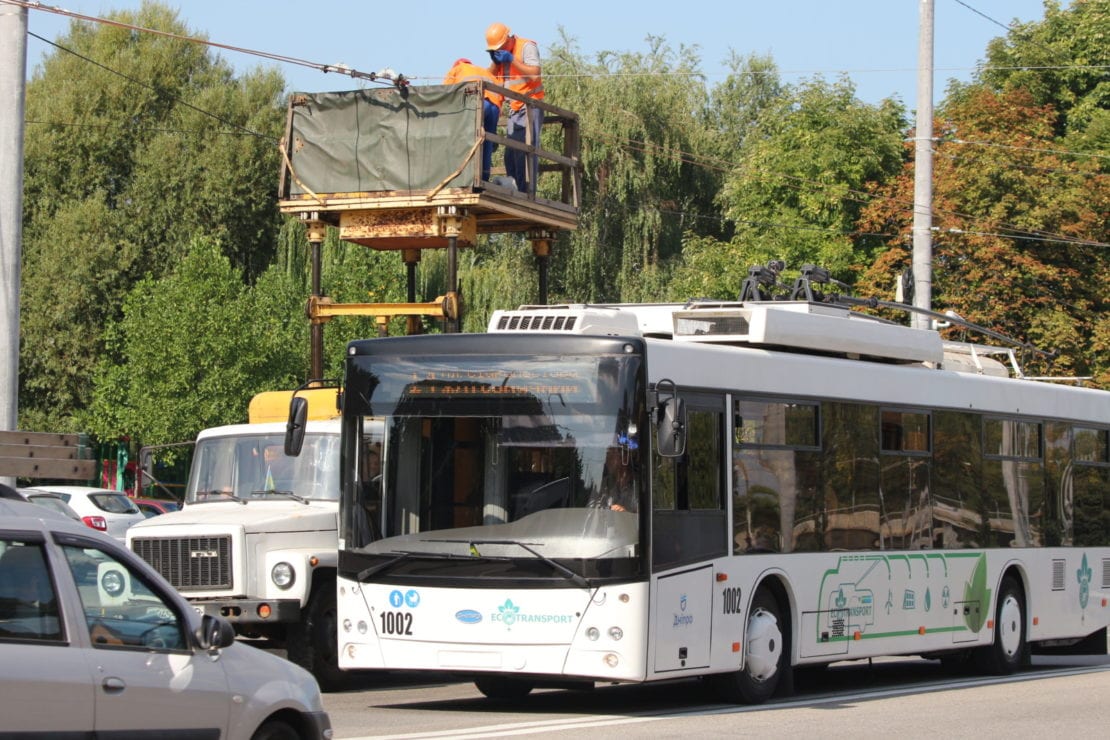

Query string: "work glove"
[[489, 49, 514, 64]]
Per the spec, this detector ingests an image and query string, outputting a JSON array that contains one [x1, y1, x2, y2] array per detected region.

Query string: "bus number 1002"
[[722, 587, 743, 615], [379, 611, 413, 635]]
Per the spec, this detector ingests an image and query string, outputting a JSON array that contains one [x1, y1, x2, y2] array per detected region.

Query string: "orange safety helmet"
[[485, 22, 511, 50]]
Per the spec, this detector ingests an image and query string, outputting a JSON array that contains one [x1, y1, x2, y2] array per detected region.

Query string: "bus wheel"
[[716, 588, 786, 704], [474, 675, 534, 701], [287, 579, 346, 691], [974, 577, 1028, 675]]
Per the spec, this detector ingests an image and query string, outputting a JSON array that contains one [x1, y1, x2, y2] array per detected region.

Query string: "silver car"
[[0, 497, 331, 739], [21, 485, 146, 542]]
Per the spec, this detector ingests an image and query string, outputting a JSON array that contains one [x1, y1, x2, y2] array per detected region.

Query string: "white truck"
[[127, 388, 379, 690]]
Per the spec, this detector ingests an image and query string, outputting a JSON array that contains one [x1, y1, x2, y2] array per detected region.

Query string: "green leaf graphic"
[[962, 554, 992, 633]]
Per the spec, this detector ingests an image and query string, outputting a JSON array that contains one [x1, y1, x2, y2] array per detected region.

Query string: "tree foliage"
[[88, 239, 306, 445], [19, 1, 285, 431], [856, 86, 1109, 382], [669, 77, 906, 300], [541, 30, 722, 303]]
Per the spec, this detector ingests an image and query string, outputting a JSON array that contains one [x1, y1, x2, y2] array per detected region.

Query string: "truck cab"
[[127, 389, 378, 690]]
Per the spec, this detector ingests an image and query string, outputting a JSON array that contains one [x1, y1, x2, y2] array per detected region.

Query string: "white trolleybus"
[[286, 277, 1110, 702]]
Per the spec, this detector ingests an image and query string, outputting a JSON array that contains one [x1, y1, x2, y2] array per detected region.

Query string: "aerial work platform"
[[278, 82, 580, 247], [276, 80, 581, 373]]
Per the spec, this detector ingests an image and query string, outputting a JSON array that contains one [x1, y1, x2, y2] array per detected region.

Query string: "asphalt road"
[[319, 651, 1110, 739]]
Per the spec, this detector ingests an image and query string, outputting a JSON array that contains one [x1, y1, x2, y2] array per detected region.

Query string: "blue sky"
[[23, 1, 1050, 106]]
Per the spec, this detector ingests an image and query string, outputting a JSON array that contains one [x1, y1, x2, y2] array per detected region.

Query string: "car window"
[[88, 493, 141, 515], [0, 539, 64, 642], [60, 544, 187, 651]]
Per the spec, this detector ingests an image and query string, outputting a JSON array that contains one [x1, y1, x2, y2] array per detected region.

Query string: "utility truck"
[[127, 388, 381, 690]]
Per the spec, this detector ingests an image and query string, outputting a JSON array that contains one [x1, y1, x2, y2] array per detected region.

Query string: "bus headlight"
[[604, 653, 620, 668], [608, 626, 624, 641], [271, 562, 295, 589], [586, 626, 600, 641]]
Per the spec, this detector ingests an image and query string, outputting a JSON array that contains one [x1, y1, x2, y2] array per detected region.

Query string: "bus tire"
[[287, 578, 347, 692], [474, 675, 534, 701], [974, 577, 1028, 675], [716, 587, 787, 704]]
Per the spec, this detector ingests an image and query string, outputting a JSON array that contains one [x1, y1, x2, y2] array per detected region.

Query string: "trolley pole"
[[0, 2, 28, 486], [912, 0, 935, 329]]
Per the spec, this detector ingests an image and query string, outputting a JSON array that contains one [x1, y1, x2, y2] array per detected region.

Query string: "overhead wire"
[[28, 30, 274, 140], [13, 0, 1107, 251]]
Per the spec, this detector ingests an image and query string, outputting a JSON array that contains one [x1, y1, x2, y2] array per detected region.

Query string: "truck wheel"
[[287, 578, 346, 691]]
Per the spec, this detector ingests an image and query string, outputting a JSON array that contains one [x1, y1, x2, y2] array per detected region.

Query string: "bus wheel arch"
[[714, 575, 793, 704], [974, 569, 1029, 674]]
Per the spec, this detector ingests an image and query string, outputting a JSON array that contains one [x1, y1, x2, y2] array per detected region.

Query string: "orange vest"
[[444, 62, 504, 107], [494, 36, 544, 111]]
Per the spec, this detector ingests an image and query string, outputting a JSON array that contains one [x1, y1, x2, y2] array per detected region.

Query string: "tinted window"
[[0, 540, 63, 642]]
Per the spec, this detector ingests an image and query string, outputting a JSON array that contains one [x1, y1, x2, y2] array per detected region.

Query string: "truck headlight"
[[271, 561, 295, 589], [101, 570, 125, 597]]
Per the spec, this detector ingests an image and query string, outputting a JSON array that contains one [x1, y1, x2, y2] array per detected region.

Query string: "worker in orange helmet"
[[485, 22, 544, 193], [444, 58, 505, 183]]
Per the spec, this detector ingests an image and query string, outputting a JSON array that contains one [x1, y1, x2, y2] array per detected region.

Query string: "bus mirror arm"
[[654, 379, 686, 458]]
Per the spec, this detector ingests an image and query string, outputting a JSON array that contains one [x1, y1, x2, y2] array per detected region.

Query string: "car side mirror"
[[196, 613, 236, 653], [285, 396, 308, 457]]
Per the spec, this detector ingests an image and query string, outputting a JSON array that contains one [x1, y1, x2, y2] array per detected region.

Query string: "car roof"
[[0, 496, 89, 530], [22, 485, 128, 496]]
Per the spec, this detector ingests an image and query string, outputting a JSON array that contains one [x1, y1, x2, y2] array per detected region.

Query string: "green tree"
[[974, 0, 1108, 141], [669, 77, 906, 300], [87, 239, 306, 445], [20, 1, 285, 432], [540, 31, 721, 303]]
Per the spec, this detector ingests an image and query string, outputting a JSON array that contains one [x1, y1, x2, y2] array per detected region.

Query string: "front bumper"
[[190, 597, 302, 624]]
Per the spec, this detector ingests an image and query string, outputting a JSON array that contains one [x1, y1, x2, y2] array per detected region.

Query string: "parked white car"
[[23, 485, 146, 542], [0, 496, 331, 739]]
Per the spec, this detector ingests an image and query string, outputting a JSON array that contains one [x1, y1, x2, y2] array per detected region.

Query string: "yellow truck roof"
[[248, 388, 339, 424]]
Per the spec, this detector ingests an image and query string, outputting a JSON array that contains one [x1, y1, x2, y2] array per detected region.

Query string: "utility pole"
[[912, 0, 935, 330], [0, 1, 29, 486]]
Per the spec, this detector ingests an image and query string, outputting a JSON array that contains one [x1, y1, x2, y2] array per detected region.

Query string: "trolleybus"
[[290, 289, 1110, 702]]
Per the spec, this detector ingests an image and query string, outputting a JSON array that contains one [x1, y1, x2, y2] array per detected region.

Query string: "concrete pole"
[[912, 0, 934, 329], [0, 2, 28, 485]]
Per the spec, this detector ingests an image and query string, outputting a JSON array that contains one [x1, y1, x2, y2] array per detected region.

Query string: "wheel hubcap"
[[746, 607, 782, 682], [998, 595, 1022, 658]]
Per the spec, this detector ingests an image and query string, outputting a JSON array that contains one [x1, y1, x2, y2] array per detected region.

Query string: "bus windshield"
[[341, 349, 647, 582], [186, 432, 341, 503]]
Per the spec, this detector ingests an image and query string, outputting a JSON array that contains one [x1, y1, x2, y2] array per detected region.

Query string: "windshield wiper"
[[193, 490, 247, 505], [251, 489, 309, 504], [464, 539, 591, 589], [356, 550, 466, 581]]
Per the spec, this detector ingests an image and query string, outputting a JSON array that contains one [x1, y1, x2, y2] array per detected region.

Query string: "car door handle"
[[101, 676, 126, 693]]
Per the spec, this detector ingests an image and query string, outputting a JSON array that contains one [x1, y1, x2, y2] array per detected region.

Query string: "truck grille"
[[132, 535, 232, 591]]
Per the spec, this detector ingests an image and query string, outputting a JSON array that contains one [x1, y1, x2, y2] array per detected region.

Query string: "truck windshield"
[[186, 432, 340, 503], [341, 347, 647, 583]]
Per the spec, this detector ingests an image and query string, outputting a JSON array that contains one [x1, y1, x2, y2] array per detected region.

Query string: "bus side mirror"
[[285, 396, 308, 456], [655, 389, 686, 458]]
